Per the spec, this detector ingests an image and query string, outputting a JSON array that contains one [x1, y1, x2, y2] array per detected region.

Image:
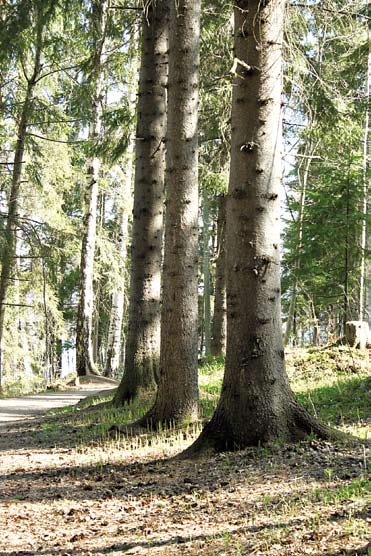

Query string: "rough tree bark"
[[113, 1, 168, 402], [138, 0, 200, 425], [186, 0, 338, 453], [210, 193, 227, 357], [75, 0, 108, 377], [0, 10, 44, 388]]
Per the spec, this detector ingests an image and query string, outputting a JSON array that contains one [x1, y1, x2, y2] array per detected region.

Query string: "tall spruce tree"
[[139, 0, 200, 426], [187, 0, 338, 453], [113, 0, 168, 402], [0, 2, 47, 387]]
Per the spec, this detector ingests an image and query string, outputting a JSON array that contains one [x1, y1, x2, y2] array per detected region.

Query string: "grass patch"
[[31, 347, 370, 448]]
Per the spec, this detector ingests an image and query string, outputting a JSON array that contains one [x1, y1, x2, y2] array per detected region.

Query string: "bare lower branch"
[[290, 2, 370, 20], [26, 132, 86, 144]]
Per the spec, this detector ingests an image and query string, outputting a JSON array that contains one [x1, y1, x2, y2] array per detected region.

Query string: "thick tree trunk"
[[0, 18, 43, 388], [210, 194, 226, 357], [113, 2, 168, 403], [75, 0, 108, 377], [186, 0, 338, 454], [139, 0, 200, 425]]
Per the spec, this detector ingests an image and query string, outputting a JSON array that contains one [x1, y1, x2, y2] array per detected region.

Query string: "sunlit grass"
[[39, 347, 370, 461]]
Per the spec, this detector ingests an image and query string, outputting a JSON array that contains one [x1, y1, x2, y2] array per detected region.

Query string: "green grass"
[[310, 476, 370, 505], [287, 347, 370, 438], [34, 347, 371, 447], [295, 376, 370, 437]]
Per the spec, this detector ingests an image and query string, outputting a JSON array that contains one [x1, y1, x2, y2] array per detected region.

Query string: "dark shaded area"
[[0, 438, 368, 504]]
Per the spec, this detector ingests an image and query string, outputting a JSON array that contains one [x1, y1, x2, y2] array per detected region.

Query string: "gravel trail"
[[0, 379, 117, 423]]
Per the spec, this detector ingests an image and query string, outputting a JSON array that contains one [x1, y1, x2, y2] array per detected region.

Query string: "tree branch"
[[109, 5, 142, 10], [290, 3, 371, 20], [35, 64, 81, 83], [26, 132, 86, 144], [2, 303, 34, 307]]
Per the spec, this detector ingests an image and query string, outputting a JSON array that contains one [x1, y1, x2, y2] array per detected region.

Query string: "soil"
[[0, 368, 369, 556]]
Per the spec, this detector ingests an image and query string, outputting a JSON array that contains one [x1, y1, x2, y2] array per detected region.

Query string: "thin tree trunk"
[[104, 198, 130, 376], [75, 0, 108, 377], [203, 186, 211, 356], [105, 27, 137, 378], [210, 193, 226, 357], [359, 43, 370, 321], [92, 190, 106, 367], [113, 2, 168, 402], [284, 143, 318, 345], [343, 166, 351, 333], [0, 16, 43, 388], [139, 0, 200, 426], [186, 0, 339, 455], [105, 137, 134, 377]]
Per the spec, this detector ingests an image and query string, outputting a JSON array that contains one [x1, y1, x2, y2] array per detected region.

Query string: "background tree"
[[75, 0, 109, 377], [282, 0, 368, 344], [0, 0, 61, 387], [0, 0, 141, 390], [104, 25, 139, 378], [198, 0, 231, 357], [210, 193, 227, 356]]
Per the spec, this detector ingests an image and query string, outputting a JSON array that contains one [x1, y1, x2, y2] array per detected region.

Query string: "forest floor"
[[0, 348, 370, 556]]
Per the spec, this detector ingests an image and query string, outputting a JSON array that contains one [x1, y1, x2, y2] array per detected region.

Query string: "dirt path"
[[0, 378, 118, 423]]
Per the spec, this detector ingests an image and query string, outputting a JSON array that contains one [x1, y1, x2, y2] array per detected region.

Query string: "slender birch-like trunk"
[[0, 14, 44, 388], [75, 0, 108, 376], [284, 146, 318, 345], [203, 187, 211, 356], [359, 43, 370, 322], [105, 29, 138, 377], [105, 136, 134, 377]]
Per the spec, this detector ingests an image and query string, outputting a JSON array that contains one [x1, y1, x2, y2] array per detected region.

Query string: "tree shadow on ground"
[[0, 375, 369, 455], [0, 442, 367, 505], [0, 518, 369, 556]]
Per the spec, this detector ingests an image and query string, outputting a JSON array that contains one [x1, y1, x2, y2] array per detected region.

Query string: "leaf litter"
[[0, 416, 369, 556], [0, 349, 370, 556]]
